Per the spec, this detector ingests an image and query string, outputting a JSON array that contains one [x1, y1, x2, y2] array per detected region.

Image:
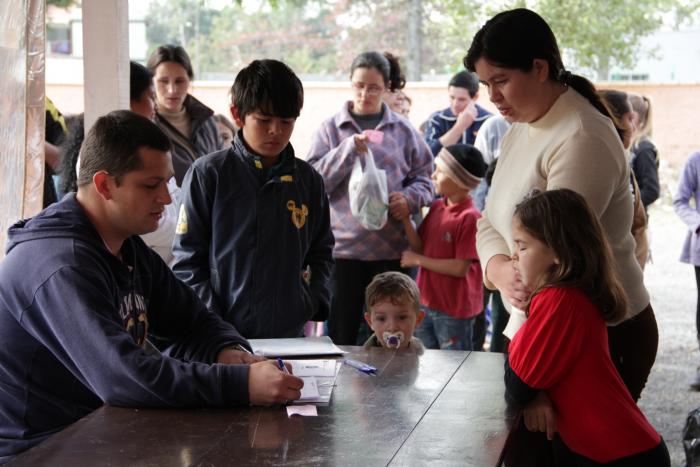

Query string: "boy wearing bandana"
[[400, 144, 487, 350]]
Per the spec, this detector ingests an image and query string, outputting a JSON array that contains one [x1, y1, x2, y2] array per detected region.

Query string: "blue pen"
[[343, 358, 377, 375], [277, 357, 290, 374]]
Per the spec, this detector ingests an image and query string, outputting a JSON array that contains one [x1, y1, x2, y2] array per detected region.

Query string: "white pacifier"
[[383, 331, 404, 349]]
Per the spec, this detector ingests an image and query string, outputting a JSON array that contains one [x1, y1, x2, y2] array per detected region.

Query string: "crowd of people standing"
[[5, 6, 696, 466]]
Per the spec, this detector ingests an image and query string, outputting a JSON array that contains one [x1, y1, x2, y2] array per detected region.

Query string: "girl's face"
[[217, 122, 234, 147], [383, 90, 404, 115], [351, 67, 386, 115], [474, 58, 550, 123], [511, 218, 559, 290], [153, 61, 190, 113]]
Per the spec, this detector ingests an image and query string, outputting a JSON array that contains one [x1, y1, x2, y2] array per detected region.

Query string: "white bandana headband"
[[436, 148, 481, 191]]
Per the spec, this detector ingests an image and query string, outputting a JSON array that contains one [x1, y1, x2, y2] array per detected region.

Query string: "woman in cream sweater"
[[464, 8, 657, 404]]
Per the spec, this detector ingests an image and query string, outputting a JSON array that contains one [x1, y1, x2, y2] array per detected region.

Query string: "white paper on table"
[[289, 360, 337, 377], [287, 405, 318, 417], [299, 377, 320, 400], [248, 336, 347, 357], [289, 361, 342, 405]]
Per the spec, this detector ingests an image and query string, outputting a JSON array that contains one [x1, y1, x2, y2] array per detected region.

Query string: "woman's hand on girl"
[[353, 134, 368, 153], [486, 255, 530, 309]]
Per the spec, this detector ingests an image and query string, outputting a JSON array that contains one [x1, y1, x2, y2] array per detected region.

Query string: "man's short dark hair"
[[230, 59, 303, 120], [449, 71, 480, 97], [77, 110, 171, 187], [130, 61, 153, 102]]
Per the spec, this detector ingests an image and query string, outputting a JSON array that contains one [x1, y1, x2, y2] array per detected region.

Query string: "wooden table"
[[10, 348, 518, 466]]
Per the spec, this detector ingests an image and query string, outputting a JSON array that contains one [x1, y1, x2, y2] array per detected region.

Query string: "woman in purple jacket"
[[307, 51, 434, 345], [674, 150, 700, 390]]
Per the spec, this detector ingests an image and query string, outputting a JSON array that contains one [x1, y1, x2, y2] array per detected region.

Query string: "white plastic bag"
[[348, 148, 388, 230]]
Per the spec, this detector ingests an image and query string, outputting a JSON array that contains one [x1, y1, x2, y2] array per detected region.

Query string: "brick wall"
[[47, 81, 700, 168]]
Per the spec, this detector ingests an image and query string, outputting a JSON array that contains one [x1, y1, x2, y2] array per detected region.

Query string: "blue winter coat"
[[172, 133, 335, 338]]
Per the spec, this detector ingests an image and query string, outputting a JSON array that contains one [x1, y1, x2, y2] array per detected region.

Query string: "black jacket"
[[173, 133, 335, 338], [631, 137, 660, 209]]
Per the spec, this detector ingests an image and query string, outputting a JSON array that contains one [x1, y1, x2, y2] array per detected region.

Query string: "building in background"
[[609, 27, 700, 83]]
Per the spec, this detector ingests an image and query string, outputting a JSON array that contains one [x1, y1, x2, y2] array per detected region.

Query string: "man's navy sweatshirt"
[[0, 194, 250, 462]]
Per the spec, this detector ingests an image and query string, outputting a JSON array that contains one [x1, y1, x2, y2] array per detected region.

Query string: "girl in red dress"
[[506, 188, 669, 466]]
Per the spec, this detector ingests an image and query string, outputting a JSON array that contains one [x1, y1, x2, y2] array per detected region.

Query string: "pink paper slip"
[[363, 129, 384, 144]]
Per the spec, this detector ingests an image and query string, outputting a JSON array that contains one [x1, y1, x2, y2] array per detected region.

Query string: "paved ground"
[[638, 199, 700, 466]]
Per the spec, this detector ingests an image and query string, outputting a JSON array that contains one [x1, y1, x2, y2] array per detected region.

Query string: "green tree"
[[440, 0, 699, 80], [145, 0, 217, 77], [143, 0, 698, 81], [47, 0, 77, 7]]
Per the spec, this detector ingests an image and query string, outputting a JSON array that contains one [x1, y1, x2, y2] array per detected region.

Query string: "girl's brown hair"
[[628, 93, 653, 142], [514, 189, 628, 323], [598, 89, 633, 148]]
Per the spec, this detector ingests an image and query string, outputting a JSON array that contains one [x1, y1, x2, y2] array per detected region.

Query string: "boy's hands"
[[523, 392, 557, 440], [389, 192, 410, 220], [248, 360, 304, 406], [401, 250, 422, 268], [455, 101, 478, 130], [217, 348, 266, 364]]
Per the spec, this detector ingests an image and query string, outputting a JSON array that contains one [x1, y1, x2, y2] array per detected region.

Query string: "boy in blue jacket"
[[172, 60, 334, 339], [0, 111, 303, 463]]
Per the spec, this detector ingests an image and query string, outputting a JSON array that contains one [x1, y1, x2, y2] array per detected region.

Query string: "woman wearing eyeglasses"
[[307, 51, 434, 346]]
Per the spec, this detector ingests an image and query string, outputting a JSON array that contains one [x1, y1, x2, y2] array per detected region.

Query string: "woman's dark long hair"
[[464, 8, 612, 121], [514, 189, 628, 323], [350, 51, 405, 92]]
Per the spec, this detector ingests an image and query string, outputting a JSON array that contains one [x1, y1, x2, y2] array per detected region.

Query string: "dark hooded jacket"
[[0, 194, 250, 462], [172, 132, 335, 338]]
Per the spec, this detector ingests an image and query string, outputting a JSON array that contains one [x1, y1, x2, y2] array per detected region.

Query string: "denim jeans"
[[415, 306, 475, 350]]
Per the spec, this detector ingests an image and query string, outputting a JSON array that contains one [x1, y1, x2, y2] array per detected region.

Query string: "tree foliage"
[[47, 0, 77, 7], [142, 0, 697, 80]]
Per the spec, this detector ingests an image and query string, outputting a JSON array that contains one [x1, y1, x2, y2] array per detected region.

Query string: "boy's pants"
[[415, 306, 475, 351]]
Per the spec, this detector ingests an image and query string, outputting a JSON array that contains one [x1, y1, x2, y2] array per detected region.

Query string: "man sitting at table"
[[0, 110, 303, 463]]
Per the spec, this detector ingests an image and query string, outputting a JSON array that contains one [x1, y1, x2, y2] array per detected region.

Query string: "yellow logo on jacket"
[[287, 201, 308, 229]]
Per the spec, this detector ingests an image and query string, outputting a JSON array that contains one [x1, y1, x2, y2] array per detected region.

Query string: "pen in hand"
[[277, 357, 291, 374]]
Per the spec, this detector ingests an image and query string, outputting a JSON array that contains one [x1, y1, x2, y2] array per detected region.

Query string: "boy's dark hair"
[[464, 8, 611, 122], [231, 59, 303, 120], [130, 61, 153, 102], [514, 188, 628, 323], [445, 144, 487, 179], [448, 71, 480, 97], [365, 271, 420, 313], [350, 51, 406, 93], [146, 44, 194, 79], [77, 110, 171, 187]]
